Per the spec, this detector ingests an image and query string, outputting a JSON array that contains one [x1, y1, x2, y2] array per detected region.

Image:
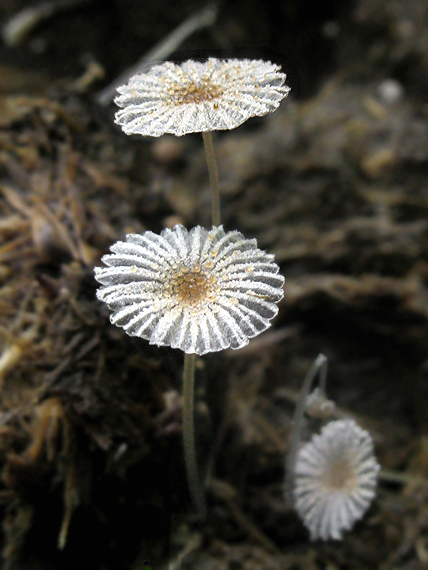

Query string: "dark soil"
[[1, 0, 428, 569]]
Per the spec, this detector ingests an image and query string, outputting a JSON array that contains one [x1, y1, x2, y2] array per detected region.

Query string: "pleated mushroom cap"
[[293, 419, 380, 541], [94, 225, 284, 355], [114, 58, 290, 137]]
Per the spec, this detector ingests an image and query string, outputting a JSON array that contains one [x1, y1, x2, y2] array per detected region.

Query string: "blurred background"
[[1, 0, 428, 569]]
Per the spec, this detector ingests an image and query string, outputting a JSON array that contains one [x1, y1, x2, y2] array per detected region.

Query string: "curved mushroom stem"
[[182, 352, 206, 519], [284, 354, 328, 504], [202, 131, 221, 227]]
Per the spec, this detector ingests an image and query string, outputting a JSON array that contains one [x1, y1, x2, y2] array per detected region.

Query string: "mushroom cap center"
[[322, 456, 357, 493], [167, 264, 218, 308], [169, 79, 223, 105]]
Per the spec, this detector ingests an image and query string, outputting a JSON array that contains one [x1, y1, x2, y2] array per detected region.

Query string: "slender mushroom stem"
[[182, 352, 206, 519], [202, 131, 221, 227], [284, 354, 328, 504], [317, 354, 328, 396]]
